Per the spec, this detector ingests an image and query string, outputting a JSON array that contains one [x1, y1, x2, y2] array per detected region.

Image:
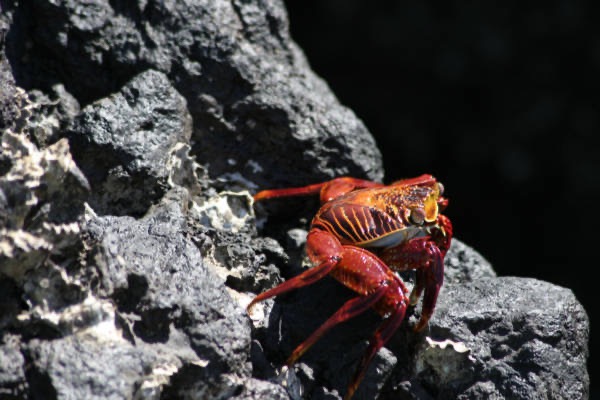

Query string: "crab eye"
[[437, 182, 444, 196], [409, 208, 425, 225]]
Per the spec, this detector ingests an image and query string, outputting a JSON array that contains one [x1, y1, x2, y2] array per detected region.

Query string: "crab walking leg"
[[254, 181, 329, 201], [377, 214, 452, 331], [246, 253, 340, 313], [414, 247, 444, 332], [380, 238, 444, 331], [254, 177, 384, 204], [249, 229, 410, 399], [286, 284, 388, 366], [248, 228, 394, 313], [345, 301, 407, 400], [305, 230, 409, 399], [247, 229, 350, 313], [409, 268, 428, 306]]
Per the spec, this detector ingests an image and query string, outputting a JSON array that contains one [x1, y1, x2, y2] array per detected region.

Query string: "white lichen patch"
[[83, 202, 99, 222], [135, 363, 180, 400], [227, 287, 253, 311], [192, 191, 254, 233], [41, 221, 80, 236], [0, 230, 52, 257], [17, 295, 125, 342], [0, 230, 52, 280], [425, 337, 471, 353], [0, 222, 81, 280], [1, 133, 89, 213], [63, 297, 119, 339], [41, 221, 81, 250], [416, 337, 475, 384], [234, 289, 267, 326], [167, 143, 204, 194], [0, 132, 89, 280]]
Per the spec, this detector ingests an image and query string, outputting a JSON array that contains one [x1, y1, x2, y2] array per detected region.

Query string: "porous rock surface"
[[0, 1, 589, 399]]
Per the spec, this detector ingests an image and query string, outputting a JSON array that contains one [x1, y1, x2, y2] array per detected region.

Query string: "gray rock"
[[0, 278, 23, 331], [0, 0, 589, 399], [0, 49, 79, 147], [444, 239, 496, 284], [68, 69, 192, 216], [420, 277, 590, 400], [0, 335, 26, 399], [85, 197, 251, 381], [5, 0, 382, 188], [231, 378, 290, 400], [24, 335, 158, 400], [0, 132, 89, 282], [23, 85, 81, 148], [0, 57, 22, 133]]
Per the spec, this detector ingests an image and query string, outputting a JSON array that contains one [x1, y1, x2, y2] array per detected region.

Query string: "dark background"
[[284, 0, 598, 392]]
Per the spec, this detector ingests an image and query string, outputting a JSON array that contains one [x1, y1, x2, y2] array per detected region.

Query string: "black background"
[[284, 0, 598, 392]]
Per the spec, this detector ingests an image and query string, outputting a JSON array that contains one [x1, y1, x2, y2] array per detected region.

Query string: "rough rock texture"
[[419, 277, 589, 400], [67, 69, 193, 216], [0, 131, 89, 282], [0, 1, 590, 400], [5, 0, 383, 188]]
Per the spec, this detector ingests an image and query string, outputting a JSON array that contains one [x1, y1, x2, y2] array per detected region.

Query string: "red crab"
[[247, 174, 453, 399]]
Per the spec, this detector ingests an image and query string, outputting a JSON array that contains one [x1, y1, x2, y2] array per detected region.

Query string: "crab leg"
[[248, 229, 410, 399], [298, 230, 411, 398], [345, 304, 406, 400], [389, 173, 436, 187], [376, 214, 452, 331], [254, 177, 383, 204], [247, 229, 354, 314], [379, 237, 444, 331], [246, 253, 340, 313], [415, 248, 444, 331], [286, 284, 388, 366]]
